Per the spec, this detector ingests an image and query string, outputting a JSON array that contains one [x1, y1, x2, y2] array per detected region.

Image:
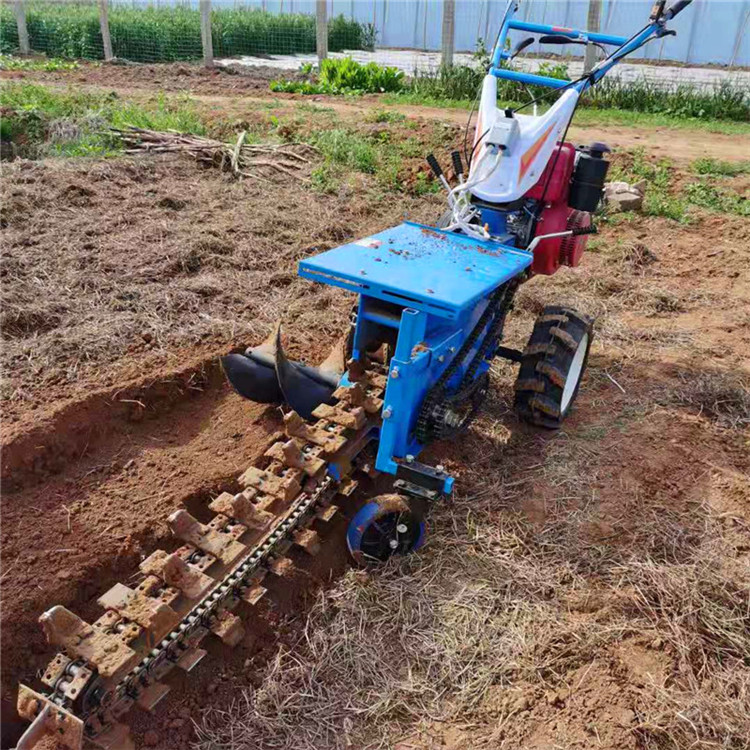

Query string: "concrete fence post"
[[441, 0, 455, 67], [14, 0, 30, 55], [584, 0, 602, 74], [316, 0, 328, 66], [98, 0, 114, 61], [200, 0, 213, 68]]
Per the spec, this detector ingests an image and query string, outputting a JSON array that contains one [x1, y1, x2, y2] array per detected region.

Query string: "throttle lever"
[[426, 154, 452, 194]]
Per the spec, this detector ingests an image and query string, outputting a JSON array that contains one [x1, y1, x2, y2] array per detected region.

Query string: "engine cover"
[[530, 204, 591, 275], [560, 210, 591, 267]]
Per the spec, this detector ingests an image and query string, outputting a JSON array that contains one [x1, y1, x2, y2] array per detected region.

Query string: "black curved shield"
[[221, 352, 282, 404], [274, 326, 339, 420]]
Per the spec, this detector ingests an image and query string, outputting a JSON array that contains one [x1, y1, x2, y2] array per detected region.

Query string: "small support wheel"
[[347, 494, 425, 565], [514, 305, 594, 428]]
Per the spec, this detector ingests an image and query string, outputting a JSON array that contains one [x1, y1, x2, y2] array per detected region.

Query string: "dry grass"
[[0, 154, 442, 415], [663, 371, 750, 430], [198, 428, 750, 750]]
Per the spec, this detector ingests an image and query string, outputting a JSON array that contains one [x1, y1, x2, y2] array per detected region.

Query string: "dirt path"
[[4, 64, 748, 163]]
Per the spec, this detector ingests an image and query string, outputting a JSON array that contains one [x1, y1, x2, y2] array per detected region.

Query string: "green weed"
[[310, 164, 342, 194], [609, 148, 688, 222], [691, 157, 750, 176], [412, 171, 441, 196], [684, 181, 750, 217], [0, 53, 78, 71], [312, 128, 377, 173], [0, 82, 204, 157], [365, 109, 406, 123]]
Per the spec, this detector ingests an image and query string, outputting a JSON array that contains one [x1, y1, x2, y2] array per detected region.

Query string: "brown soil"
[[0, 61, 295, 97], [1, 72, 749, 750]]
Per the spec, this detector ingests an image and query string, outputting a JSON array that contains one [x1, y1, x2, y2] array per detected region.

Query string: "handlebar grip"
[[572, 225, 598, 236], [451, 150, 464, 178], [426, 154, 443, 179], [666, 0, 692, 19], [649, 0, 666, 20]]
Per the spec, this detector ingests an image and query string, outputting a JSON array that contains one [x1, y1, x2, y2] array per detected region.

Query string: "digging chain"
[[23, 360, 388, 748], [415, 281, 517, 444]]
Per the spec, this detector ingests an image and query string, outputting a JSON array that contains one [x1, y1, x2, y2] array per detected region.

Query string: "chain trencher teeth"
[[18, 362, 387, 750]]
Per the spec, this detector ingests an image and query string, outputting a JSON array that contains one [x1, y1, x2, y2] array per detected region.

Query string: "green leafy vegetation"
[[0, 82, 205, 157], [271, 57, 404, 95], [383, 41, 750, 123], [0, 53, 78, 71], [0, 4, 372, 62], [312, 128, 377, 173], [305, 122, 436, 196], [692, 157, 750, 176], [608, 147, 749, 222], [364, 108, 406, 123], [582, 77, 750, 122], [684, 181, 750, 217]]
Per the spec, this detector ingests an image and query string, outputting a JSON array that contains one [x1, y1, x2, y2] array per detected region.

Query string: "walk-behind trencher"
[[16, 2, 694, 748], [224, 0, 694, 562]]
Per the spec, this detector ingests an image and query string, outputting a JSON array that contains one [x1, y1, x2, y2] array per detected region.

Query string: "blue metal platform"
[[299, 221, 532, 320]]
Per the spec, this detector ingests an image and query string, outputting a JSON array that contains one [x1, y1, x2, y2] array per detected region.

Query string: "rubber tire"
[[514, 305, 594, 429], [347, 494, 425, 566]]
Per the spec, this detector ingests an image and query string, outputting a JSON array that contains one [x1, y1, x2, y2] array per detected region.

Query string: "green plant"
[[412, 171, 441, 196], [364, 109, 406, 123], [310, 163, 342, 194], [271, 57, 404, 96], [0, 5, 370, 62], [684, 181, 750, 216], [691, 157, 750, 176], [580, 77, 750, 122], [312, 128, 377, 173], [0, 82, 205, 157], [0, 53, 78, 71], [608, 148, 688, 222]]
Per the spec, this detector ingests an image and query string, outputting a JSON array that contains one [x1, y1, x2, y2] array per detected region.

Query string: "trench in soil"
[[0, 351, 283, 747]]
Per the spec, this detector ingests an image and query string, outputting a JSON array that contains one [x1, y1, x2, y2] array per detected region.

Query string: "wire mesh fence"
[[0, 0, 374, 64], [0, 0, 748, 95]]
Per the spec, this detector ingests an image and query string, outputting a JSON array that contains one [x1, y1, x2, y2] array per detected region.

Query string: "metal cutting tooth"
[[136, 681, 171, 712], [293, 528, 321, 555], [140, 549, 215, 600], [39, 606, 139, 681], [168, 510, 248, 566], [316, 504, 340, 522], [210, 611, 245, 647]]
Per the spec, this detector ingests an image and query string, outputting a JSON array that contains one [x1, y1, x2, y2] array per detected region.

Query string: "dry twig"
[[111, 126, 318, 182]]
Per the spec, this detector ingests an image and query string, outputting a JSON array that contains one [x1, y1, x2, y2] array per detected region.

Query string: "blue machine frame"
[[298, 1, 685, 497], [490, 1, 675, 93], [300, 222, 532, 492]]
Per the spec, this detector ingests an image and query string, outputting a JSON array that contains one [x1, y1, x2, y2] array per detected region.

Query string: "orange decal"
[[519, 123, 555, 181], [473, 112, 484, 150]]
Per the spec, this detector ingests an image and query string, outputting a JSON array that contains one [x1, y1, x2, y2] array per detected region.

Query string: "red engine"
[[525, 142, 592, 276]]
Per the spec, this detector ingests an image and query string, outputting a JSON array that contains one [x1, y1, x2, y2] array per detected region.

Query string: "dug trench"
[[0, 353, 265, 745]]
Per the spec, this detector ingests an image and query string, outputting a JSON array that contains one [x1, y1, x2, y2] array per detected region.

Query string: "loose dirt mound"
[[2, 61, 294, 96]]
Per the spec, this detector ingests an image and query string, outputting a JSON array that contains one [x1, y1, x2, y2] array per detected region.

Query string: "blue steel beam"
[[507, 19, 628, 47], [489, 66, 571, 89]]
